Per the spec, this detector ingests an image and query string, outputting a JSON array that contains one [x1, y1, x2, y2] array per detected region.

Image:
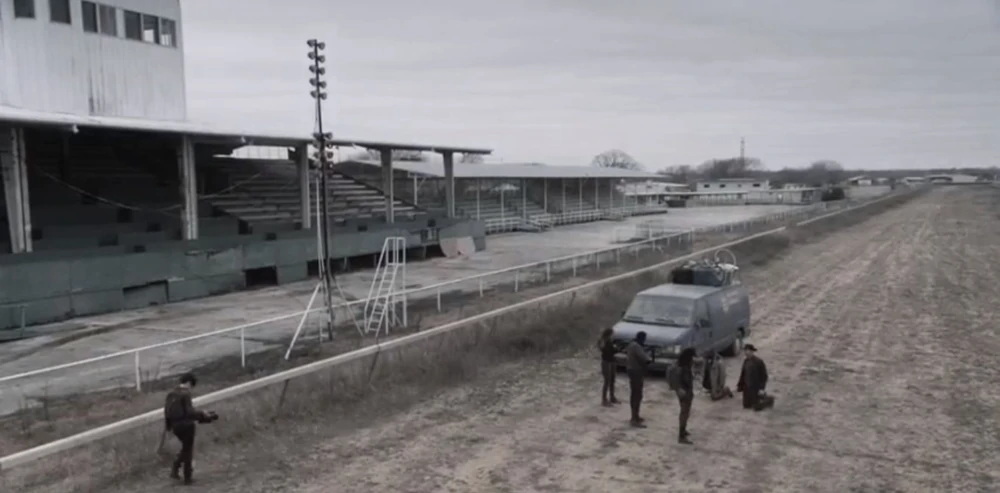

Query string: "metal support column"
[[380, 148, 395, 223], [297, 143, 311, 229], [1, 126, 32, 253], [594, 178, 600, 209], [521, 178, 527, 219], [476, 178, 481, 220], [443, 151, 456, 218], [177, 135, 199, 240], [543, 178, 548, 212]]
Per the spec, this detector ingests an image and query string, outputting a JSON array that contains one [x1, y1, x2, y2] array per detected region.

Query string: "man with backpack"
[[164, 373, 216, 485], [667, 348, 697, 444]]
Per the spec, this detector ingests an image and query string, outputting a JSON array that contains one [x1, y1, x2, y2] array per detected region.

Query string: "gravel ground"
[[18, 186, 1000, 493]]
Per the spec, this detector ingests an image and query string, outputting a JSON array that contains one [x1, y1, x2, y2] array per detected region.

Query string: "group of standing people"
[[597, 329, 772, 445]]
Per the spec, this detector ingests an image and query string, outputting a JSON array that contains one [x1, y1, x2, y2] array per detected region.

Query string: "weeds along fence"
[[0, 205, 842, 407], [0, 186, 928, 486]]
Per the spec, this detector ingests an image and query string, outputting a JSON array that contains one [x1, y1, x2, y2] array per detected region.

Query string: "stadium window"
[[50, 0, 71, 24], [98, 4, 117, 36], [81, 1, 98, 32], [719, 184, 727, 188], [14, 0, 36, 18], [123, 10, 142, 40], [159, 18, 177, 47], [752, 183, 761, 188], [141, 14, 160, 44]]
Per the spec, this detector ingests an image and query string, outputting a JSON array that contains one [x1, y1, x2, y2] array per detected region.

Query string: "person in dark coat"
[[164, 373, 210, 484], [624, 331, 652, 427], [668, 348, 697, 444], [597, 328, 620, 407], [736, 344, 772, 411]]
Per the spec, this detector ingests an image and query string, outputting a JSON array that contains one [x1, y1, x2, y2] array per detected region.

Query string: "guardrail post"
[[134, 351, 141, 391], [616, 249, 621, 263], [596, 254, 601, 270], [572, 258, 577, 276], [436, 287, 442, 312], [545, 262, 551, 281], [479, 279, 484, 297], [514, 271, 520, 292], [240, 327, 247, 368]]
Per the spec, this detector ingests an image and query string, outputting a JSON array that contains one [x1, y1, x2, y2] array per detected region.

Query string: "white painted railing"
[[0, 205, 827, 395]]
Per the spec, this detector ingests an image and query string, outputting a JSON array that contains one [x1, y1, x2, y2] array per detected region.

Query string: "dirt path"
[[76, 187, 1000, 492]]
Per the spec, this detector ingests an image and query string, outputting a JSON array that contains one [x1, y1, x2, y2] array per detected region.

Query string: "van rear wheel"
[[721, 336, 742, 357]]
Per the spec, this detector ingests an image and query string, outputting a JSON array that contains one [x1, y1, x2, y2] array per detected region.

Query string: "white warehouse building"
[[1, 0, 186, 120]]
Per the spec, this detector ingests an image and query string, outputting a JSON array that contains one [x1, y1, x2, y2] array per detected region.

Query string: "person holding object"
[[702, 352, 734, 401], [667, 348, 696, 444], [624, 331, 651, 427], [597, 328, 620, 407], [736, 344, 773, 411], [164, 373, 217, 485]]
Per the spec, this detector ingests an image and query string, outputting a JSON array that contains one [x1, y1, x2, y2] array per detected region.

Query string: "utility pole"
[[308, 39, 336, 340], [740, 137, 745, 164]]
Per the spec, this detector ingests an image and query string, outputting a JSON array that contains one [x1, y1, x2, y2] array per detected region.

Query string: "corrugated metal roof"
[[342, 159, 667, 180]]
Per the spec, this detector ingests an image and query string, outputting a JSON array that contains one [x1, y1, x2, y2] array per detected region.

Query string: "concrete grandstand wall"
[[0, 217, 484, 333]]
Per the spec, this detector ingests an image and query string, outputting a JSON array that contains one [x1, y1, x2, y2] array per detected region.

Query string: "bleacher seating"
[[456, 195, 512, 222], [4, 132, 241, 254], [205, 158, 422, 231]]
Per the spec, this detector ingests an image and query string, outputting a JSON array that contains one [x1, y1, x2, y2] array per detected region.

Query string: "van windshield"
[[622, 295, 694, 328]]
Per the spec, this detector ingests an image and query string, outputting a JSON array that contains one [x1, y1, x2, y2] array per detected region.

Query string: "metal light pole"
[[308, 38, 336, 340]]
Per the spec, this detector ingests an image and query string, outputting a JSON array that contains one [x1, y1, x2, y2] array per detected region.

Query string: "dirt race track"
[[30, 187, 1000, 493]]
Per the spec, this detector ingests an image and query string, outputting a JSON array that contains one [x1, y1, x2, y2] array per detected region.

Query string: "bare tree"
[[696, 157, 764, 180], [459, 153, 484, 164], [806, 160, 846, 185], [657, 165, 696, 184], [591, 149, 642, 170]]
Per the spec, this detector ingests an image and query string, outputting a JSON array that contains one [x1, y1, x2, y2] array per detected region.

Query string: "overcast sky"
[[181, 0, 1000, 170]]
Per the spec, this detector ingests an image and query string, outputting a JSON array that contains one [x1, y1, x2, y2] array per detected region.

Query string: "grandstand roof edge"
[[0, 106, 309, 145], [339, 159, 671, 180], [328, 138, 492, 155], [0, 107, 493, 152]]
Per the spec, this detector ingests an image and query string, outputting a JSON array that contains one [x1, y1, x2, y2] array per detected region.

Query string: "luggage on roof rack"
[[669, 249, 740, 287]]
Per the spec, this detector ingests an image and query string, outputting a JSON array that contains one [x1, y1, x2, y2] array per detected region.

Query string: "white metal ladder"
[[363, 237, 407, 336]]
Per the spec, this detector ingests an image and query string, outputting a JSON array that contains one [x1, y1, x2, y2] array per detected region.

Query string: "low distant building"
[[846, 175, 872, 186], [695, 178, 769, 191]]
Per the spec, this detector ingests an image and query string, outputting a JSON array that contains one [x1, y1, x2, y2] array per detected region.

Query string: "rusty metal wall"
[[0, 0, 186, 120]]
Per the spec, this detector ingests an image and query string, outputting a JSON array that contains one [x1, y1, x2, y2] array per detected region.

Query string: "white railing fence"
[[0, 202, 838, 406]]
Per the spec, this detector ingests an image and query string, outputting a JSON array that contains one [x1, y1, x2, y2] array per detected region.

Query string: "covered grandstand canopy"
[[0, 105, 309, 147], [344, 159, 668, 180], [0, 106, 494, 154], [328, 138, 492, 155]]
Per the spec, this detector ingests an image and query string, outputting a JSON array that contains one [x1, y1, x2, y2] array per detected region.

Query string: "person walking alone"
[[625, 331, 652, 427], [668, 348, 696, 444], [597, 328, 620, 407], [164, 373, 210, 485]]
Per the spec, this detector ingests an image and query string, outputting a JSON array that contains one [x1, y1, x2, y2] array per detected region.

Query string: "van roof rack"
[[669, 248, 740, 287]]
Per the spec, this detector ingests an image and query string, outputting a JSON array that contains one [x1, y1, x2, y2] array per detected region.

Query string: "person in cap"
[[736, 344, 772, 411], [624, 331, 652, 427], [163, 373, 212, 484]]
